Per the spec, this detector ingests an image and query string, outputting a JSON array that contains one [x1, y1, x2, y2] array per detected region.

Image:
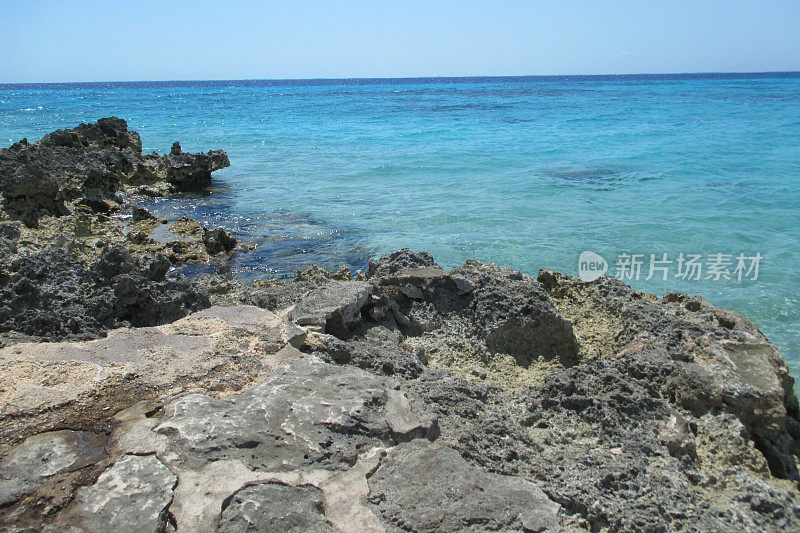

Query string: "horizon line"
[[2, 70, 799, 87]]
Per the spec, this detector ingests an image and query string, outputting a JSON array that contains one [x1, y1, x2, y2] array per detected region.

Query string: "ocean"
[[1, 73, 799, 380]]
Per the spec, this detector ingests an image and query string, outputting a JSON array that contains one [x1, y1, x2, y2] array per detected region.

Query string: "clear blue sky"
[[1, 0, 799, 83]]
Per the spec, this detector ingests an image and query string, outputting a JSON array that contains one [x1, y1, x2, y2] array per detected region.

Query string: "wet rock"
[[75, 196, 121, 215], [161, 147, 230, 191], [131, 206, 158, 222], [295, 264, 351, 283], [117, 215, 227, 264], [125, 230, 154, 245], [202, 227, 237, 255], [64, 455, 176, 533], [0, 431, 106, 507]]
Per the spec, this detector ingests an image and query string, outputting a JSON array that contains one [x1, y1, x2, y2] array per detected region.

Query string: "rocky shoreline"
[[1, 119, 799, 531]]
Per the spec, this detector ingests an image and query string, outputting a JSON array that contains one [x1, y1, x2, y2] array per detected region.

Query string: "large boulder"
[[37, 116, 143, 152], [202, 226, 237, 255], [162, 141, 230, 191]]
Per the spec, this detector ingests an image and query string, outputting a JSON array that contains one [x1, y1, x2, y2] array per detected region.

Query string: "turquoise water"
[[1, 74, 799, 380]]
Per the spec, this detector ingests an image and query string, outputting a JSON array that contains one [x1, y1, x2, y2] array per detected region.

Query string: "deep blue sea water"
[[1, 74, 799, 380]]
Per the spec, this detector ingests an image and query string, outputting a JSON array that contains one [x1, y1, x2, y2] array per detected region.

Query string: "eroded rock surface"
[[0, 245, 209, 346], [152, 356, 437, 472], [220, 483, 331, 533], [0, 349, 450, 531], [1, 243, 799, 532]]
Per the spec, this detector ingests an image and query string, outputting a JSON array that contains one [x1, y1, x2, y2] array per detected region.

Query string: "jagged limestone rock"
[[0, 117, 229, 226]]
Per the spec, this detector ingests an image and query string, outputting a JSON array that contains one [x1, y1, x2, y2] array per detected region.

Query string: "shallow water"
[[2, 74, 799, 380]]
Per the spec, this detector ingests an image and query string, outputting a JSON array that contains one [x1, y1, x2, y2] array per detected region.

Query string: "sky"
[[1, 0, 799, 83]]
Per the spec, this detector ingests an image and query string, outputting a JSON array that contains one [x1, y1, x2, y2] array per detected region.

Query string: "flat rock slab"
[[153, 357, 437, 472], [367, 440, 561, 532], [122, 356, 435, 531], [0, 305, 303, 454], [0, 354, 437, 532], [219, 483, 332, 533], [64, 454, 176, 533]]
